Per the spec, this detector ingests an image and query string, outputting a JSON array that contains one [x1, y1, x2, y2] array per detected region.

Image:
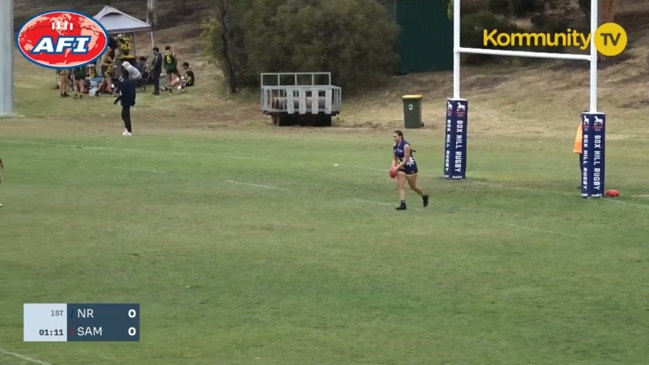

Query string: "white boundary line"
[[112, 166, 167, 174], [501, 222, 581, 238], [0, 348, 51, 365], [223, 155, 269, 161], [2, 139, 649, 209], [606, 199, 649, 208], [225, 180, 286, 191]]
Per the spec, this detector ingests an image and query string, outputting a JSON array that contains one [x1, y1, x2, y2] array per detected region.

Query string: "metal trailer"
[[260, 72, 342, 126]]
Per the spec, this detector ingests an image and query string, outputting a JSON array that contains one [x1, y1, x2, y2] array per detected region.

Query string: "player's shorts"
[[166, 67, 179, 75], [401, 164, 418, 175]]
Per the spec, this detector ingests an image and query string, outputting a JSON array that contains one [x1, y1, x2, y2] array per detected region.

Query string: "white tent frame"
[[94, 6, 155, 52]]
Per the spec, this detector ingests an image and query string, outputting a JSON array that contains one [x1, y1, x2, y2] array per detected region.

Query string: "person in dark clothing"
[[150, 47, 163, 95], [182, 62, 195, 86], [114, 70, 136, 136]]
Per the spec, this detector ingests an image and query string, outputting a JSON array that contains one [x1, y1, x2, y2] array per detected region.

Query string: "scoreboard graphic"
[[23, 303, 140, 342]]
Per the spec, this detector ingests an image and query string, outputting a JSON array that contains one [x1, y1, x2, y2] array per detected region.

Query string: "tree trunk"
[[600, 0, 618, 24], [578, 0, 589, 20], [218, 1, 238, 93], [578, 0, 618, 61], [174, 0, 187, 14], [146, 0, 158, 30], [598, 0, 618, 60]]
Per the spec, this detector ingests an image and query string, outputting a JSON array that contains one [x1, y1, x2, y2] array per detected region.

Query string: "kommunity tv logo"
[[483, 22, 628, 56]]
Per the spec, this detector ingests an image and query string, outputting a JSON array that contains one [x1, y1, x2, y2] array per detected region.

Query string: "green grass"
[[1, 124, 649, 365], [2, 43, 649, 364]]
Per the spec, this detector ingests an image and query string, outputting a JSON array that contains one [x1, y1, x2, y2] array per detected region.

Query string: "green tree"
[[203, 0, 255, 93], [203, 0, 399, 92]]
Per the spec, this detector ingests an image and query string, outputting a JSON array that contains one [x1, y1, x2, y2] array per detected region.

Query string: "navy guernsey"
[[393, 139, 419, 175]]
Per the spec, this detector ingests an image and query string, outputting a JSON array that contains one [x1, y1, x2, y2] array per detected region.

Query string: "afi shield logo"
[[16, 10, 109, 69]]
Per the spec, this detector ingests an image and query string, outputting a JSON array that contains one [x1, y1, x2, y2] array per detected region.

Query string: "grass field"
[[2, 119, 649, 365], [2, 0, 649, 362], [2, 74, 649, 364]]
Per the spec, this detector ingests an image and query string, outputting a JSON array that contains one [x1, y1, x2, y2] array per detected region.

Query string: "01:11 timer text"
[[39, 329, 64, 336]]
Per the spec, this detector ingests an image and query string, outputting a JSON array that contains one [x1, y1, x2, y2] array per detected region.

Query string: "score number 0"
[[128, 308, 137, 337]]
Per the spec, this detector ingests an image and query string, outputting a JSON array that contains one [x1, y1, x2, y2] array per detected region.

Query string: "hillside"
[[11, 0, 649, 138]]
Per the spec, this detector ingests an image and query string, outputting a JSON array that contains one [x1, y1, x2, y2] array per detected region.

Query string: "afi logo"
[[16, 10, 109, 69]]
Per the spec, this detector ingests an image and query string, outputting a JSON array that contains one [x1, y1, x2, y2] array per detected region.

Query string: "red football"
[[389, 167, 398, 179], [606, 189, 620, 197]]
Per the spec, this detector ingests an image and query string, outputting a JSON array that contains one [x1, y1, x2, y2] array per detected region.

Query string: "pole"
[[589, 0, 598, 112], [0, 0, 14, 115], [452, 0, 460, 99]]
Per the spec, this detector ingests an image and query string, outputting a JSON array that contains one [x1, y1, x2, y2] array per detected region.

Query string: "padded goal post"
[[0, 0, 14, 115], [447, 0, 605, 198]]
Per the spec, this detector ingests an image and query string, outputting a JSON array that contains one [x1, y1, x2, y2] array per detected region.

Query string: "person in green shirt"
[[72, 66, 87, 99], [163, 45, 184, 94]]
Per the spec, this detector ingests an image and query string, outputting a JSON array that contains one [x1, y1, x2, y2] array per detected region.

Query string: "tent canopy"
[[94, 6, 152, 34]]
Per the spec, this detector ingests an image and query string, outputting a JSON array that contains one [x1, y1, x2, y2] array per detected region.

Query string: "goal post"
[[0, 0, 14, 115], [445, 0, 605, 198]]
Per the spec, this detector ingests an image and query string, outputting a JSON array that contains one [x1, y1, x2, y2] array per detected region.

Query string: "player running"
[[391, 130, 429, 210]]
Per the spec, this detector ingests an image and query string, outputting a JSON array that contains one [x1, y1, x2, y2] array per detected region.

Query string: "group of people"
[[149, 46, 195, 95], [111, 45, 195, 136], [52, 43, 197, 137], [56, 66, 93, 98], [56, 45, 195, 99], [55, 54, 146, 98]]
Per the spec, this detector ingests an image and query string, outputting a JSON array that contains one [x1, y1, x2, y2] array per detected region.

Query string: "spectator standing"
[[150, 47, 162, 95], [58, 69, 71, 97], [114, 70, 137, 136], [72, 66, 86, 99]]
